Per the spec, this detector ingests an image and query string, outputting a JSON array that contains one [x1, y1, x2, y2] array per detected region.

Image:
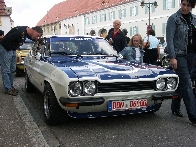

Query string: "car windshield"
[[20, 42, 34, 50], [47, 37, 117, 56]]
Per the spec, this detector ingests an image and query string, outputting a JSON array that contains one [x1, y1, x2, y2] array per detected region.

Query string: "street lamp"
[[140, 1, 158, 30]]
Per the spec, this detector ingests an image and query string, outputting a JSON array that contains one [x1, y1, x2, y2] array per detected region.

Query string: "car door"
[[25, 49, 37, 86]]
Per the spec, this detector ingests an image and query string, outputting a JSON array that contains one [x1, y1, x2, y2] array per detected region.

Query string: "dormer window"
[[102, 1, 105, 5]]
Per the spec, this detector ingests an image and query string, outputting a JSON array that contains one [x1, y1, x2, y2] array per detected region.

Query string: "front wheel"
[[43, 83, 68, 125], [25, 72, 35, 93], [15, 67, 24, 77]]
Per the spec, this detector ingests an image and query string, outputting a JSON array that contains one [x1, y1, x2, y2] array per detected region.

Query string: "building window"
[[130, 26, 138, 37], [151, 25, 155, 31], [130, 6, 138, 16], [47, 27, 49, 33], [162, 23, 166, 34], [100, 13, 106, 22], [119, 8, 126, 19], [59, 23, 61, 29], [43, 27, 45, 32], [109, 11, 115, 20], [92, 15, 97, 24], [51, 26, 53, 31], [163, 0, 175, 10], [167, 0, 172, 9], [85, 17, 90, 25]]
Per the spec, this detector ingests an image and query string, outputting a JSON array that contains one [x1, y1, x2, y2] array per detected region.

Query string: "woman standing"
[[166, 0, 196, 125], [118, 34, 144, 63]]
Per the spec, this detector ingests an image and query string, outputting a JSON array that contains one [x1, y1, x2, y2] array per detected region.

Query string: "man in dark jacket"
[[105, 20, 127, 53], [0, 26, 43, 96]]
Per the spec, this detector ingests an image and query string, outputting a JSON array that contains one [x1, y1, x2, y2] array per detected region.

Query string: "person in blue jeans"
[[118, 34, 144, 63], [166, 0, 196, 125], [0, 26, 43, 96]]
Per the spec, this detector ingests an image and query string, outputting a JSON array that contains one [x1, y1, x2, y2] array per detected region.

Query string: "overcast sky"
[[5, 0, 65, 27]]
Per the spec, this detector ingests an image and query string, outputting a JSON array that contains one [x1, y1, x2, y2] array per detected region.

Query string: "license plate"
[[108, 99, 147, 111]]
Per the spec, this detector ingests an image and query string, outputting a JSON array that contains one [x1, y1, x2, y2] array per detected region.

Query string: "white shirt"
[[135, 47, 140, 61], [144, 35, 159, 49]]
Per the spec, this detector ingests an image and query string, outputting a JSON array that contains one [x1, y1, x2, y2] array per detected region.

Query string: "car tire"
[[43, 83, 68, 126], [25, 72, 35, 93], [15, 67, 24, 77]]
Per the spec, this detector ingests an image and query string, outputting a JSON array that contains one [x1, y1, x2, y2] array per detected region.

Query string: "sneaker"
[[5, 89, 18, 96], [12, 87, 19, 93]]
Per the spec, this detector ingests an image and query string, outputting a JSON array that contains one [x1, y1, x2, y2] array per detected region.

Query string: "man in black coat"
[[105, 20, 127, 53], [0, 26, 43, 96]]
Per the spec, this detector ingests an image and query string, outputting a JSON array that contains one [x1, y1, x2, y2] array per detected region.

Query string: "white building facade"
[[82, 0, 181, 39], [42, 0, 196, 40], [0, 16, 12, 35]]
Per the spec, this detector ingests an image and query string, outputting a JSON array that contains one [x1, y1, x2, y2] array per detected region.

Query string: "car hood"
[[49, 56, 175, 80]]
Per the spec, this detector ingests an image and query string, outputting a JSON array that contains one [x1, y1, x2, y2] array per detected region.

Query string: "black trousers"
[[143, 48, 158, 65]]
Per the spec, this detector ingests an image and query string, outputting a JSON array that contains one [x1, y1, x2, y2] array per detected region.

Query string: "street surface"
[[8, 76, 196, 147]]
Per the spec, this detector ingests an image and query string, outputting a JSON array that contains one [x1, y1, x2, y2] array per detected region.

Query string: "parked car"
[[16, 38, 34, 76], [24, 35, 179, 125]]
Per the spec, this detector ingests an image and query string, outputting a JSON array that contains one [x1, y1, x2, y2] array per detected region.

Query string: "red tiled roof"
[[37, 0, 133, 26]]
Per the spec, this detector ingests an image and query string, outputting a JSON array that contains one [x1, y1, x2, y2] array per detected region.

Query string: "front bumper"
[[16, 64, 24, 70], [59, 97, 105, 106], [152, 91, 178, 100], [59, 91, 178, 106]]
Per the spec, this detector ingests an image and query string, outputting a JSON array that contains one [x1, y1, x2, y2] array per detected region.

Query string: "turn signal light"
[[16, 57, 20, 63], [65, 103, 78, 107], [172, 95, 178, 99]]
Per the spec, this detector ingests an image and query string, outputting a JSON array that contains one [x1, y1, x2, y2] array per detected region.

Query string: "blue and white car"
[[24, 35, 179, 125]]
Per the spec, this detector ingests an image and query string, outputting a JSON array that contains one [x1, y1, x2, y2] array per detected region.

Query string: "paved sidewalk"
[[0, 75, 34, 146]]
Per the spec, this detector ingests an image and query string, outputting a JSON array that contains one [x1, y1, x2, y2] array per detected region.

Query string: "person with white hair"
[[105, 20, 127, 53]]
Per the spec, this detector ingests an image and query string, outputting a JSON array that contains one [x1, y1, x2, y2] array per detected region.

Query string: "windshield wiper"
[[50, 52, 73, 55], [94, 52, 108, 55]]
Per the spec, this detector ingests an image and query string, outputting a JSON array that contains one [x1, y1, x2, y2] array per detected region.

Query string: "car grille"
[[97, 81, 156, 93]]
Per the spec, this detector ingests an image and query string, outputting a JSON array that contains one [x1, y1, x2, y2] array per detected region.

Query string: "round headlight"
[[69, 82, 82, 97], [167, 78, 177, 90], [156, 78, 166, 90], [84, 81, 96, 95]]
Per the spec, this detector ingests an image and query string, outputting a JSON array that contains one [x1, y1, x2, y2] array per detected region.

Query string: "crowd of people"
[[88, 0, 196, 126], [0, 0, 196, 126], [90, 21, 160, 65]]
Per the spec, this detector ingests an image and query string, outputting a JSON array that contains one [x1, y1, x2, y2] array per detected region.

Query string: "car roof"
[[43, 34, 103, 39]]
